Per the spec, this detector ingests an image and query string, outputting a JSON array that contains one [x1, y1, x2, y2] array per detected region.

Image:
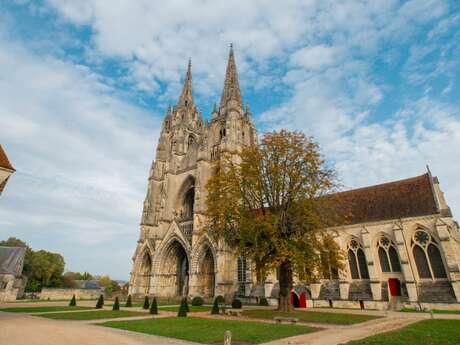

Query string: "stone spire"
[[178, 59, 194, 108], [220, 44, 243, 109]]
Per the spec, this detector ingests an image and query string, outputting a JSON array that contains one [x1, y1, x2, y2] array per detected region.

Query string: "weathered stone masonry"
[[129, 47, 460, 310]]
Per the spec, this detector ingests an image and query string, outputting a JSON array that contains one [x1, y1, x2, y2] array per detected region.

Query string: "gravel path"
[[0, 312, 197, 345]]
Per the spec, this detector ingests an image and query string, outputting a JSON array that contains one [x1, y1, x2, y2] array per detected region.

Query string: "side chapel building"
[[129, 47, 460, 310]]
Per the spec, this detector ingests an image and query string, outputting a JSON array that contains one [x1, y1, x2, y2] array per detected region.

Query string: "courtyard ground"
[[2, 301, 460, 345]]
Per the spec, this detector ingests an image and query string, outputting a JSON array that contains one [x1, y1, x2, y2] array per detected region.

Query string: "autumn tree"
[[205, 130, 344, 311]]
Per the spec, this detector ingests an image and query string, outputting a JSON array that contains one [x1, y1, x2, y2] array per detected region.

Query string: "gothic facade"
[[129, 47, 460, 310]]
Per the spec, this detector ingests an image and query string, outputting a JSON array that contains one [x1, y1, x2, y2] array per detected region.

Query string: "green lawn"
[[400, 308, 460, 315], [158, 305, 211, 313], [244, 309, 379, 325], [38, 310, 147, 320], [0, 306, 93, 313], [433, 309, 460, 315], [344, 319, 460, 345], [102, 317, 314, 344]]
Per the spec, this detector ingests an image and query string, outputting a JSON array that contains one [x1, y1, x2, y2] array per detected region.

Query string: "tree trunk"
[[277, 261, 293, 312]]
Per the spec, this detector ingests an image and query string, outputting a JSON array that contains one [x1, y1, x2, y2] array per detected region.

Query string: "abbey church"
[[129, 47, 460, 310]]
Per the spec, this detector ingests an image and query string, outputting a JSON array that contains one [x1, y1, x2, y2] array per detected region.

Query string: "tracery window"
[[377, 235, 401, 273], [188, 135, 195, 148], [237, 256, 248, 295], [347, 239, 369, 279], [412, 229, 447, 279]]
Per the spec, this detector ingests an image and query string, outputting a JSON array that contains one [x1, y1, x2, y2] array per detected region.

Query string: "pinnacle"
[[220, 44, 243, 109], [177, 59, 194, 108]]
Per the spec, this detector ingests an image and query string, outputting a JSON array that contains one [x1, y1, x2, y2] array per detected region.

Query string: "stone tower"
[[129, 46, 256, 298]]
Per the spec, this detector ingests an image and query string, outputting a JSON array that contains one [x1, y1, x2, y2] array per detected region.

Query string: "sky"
[[1, 0, 460, 280]]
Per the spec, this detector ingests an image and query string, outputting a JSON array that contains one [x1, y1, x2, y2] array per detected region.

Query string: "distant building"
[[0, 247, 27, 301], [74, 280, 102, 289], [0, 144, 15, 195]]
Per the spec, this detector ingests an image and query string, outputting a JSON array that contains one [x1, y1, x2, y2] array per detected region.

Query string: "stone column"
[[339, 281, 350, 300], [434, 219, 460, 302], [361, 227, 381, 300], [393, 223, 418, 302], [310, 283, 322, 300]]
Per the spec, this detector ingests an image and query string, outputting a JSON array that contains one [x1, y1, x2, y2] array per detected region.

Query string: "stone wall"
[[0, 273, 26, 302], [40, 288, 102, 300]]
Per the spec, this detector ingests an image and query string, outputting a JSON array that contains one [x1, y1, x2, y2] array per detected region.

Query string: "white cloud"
[[290, 45, 341, 70], [0, 33, 160, 279], [2, 0, 459, 279]]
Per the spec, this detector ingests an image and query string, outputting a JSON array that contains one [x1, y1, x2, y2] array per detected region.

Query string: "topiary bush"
[[231, 298, 242, 309], [69, 294, 76, 307], [259, 297, 269, 306], [143, 296, 150, 310], [113, 297, 120, 311], [150, 297, 158, 315], [96, 294, 104, 309], [177, 298, 187, 317], [191, 296, 203, 306], [215, 295, 224, 304], [211, 297, 220, 315], [125, 294, 132, 307]]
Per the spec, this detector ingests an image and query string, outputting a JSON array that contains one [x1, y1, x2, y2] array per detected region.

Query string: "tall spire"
[[220, 44, 243, 108], [178, 58, 194, 108]]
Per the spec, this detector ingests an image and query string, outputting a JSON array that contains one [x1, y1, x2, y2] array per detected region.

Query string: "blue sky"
[[1, 0, 459, 280]]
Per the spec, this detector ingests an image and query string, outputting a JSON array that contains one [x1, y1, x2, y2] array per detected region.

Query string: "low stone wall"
[[40, 288, 102, 300], [0, 288, 20, 302]]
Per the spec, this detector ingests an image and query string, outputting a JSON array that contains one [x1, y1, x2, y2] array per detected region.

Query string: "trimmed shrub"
[[185, 298, 190, 312], [95, 294, 104, 309], [259, 297, 269, 306], [191, 296, 204, 306], [125, 294, 132, 307], [215, 295, 224, 304], [231, 298, 242, 309], [143, 296, 150, 310], [177, 298, 187, 317], [150, 297, 158, 315], [113, 297, 120, 311], [211, 297, 220, 315], [69, 294, 76, 307]]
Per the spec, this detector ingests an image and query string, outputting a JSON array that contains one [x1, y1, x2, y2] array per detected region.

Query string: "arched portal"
[[161, 240, 189, 297], [291, 291, 300, 308], [195, 246, 215, 298], [137, 252, 152, 294]]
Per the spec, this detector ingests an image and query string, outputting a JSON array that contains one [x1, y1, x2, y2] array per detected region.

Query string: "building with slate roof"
[[0, 247, 27, 301], [129, 47, 460, 311], [0, 144, 15, 196]]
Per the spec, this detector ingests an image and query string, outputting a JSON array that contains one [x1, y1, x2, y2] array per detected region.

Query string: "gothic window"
[[220, 127, 226, 140], [347, 239, 369, 279], [183, 187, 195, 219], [237, 256, 247, 295], [377, 235, 401, 273], [237, 256, 247, 283], [188, 135, 195, 148], [412, 229, 447, 279]]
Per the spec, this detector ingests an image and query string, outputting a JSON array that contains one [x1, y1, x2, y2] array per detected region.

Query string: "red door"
[[299, 292, 307, 308], [388, 278, 401, 296]]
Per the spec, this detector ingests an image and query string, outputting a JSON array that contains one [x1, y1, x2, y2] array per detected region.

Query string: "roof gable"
[[0, 144, 15, 171]]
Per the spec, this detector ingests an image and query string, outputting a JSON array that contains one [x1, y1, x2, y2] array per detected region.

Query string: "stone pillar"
[[451, 281, 460, 303], [339, 281, 350, 300], [310, 283, 322, 300], [393, 223, 418, 302], [361, 227, 380, 301]]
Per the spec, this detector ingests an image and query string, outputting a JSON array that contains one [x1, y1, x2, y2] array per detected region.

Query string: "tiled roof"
[[0, 246, 26, 276], [0, 144, 15, 171], [332, 173, 438, 226]]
